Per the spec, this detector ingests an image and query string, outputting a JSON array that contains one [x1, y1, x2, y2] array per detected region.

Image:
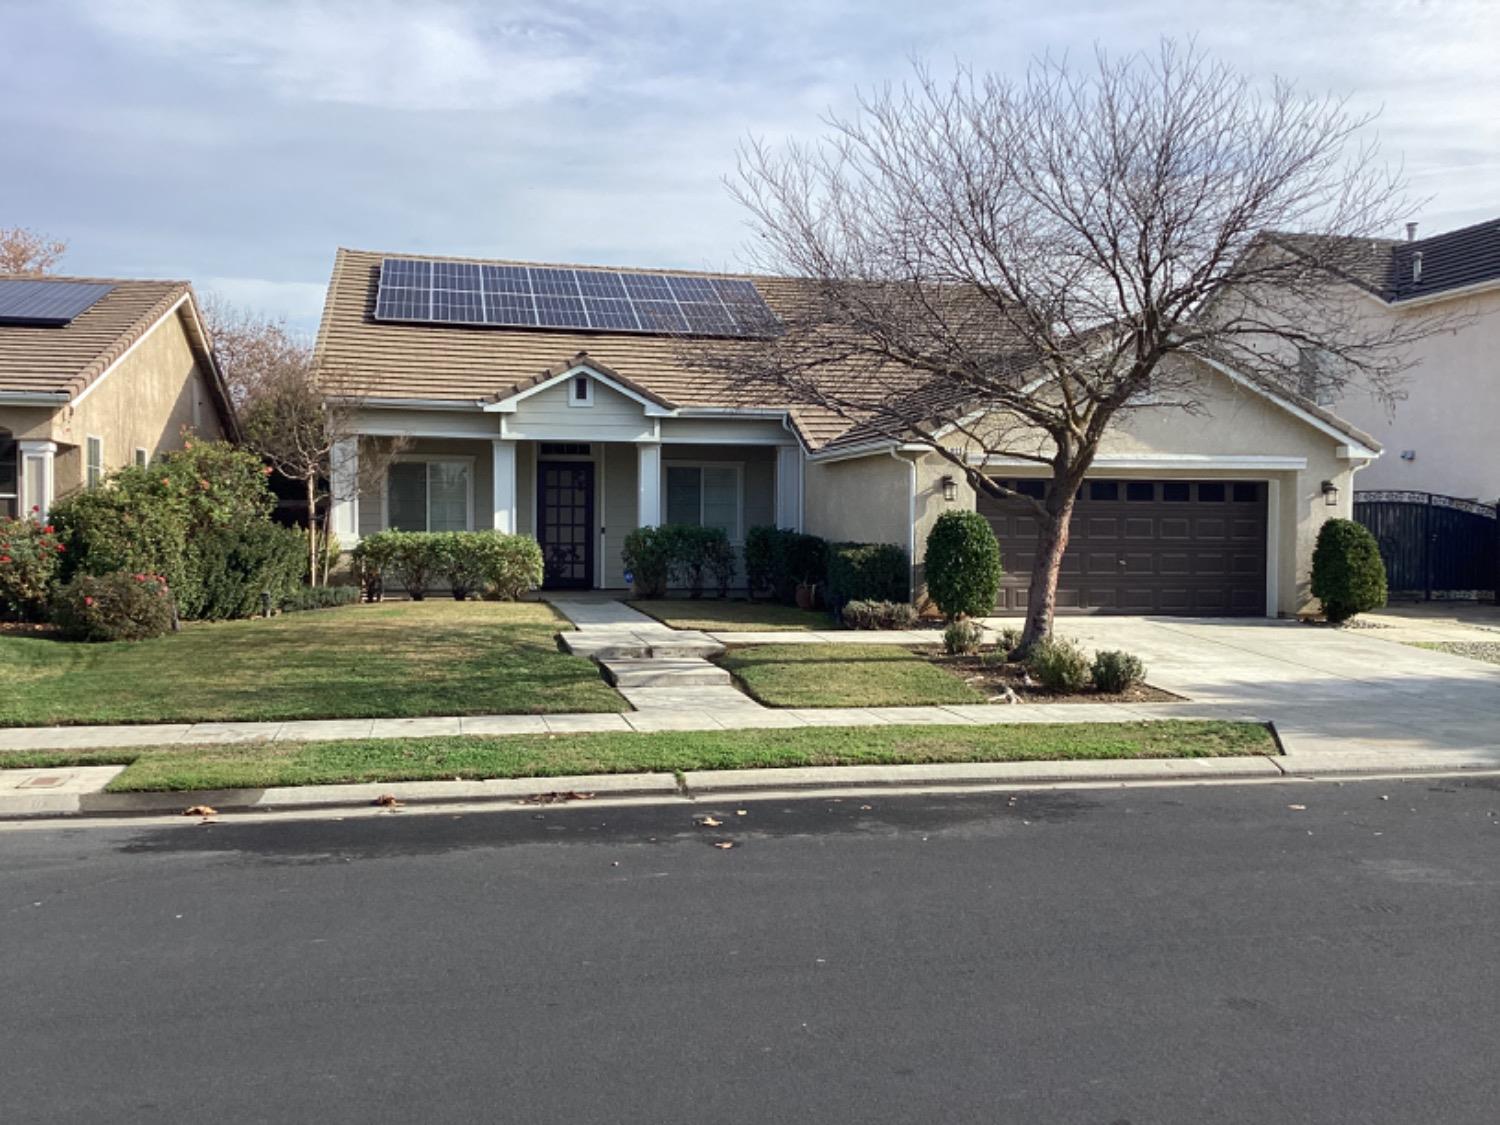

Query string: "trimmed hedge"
[[623, 525, 738, 599], [354, 530, 544, 601], [827, 541, 909, 607], [281, 585, 361, 613], [840, 599, 920, 630], [744, 527, 828, 602], [182, 522, 307, 621], [925, 510, 1002, 619], [1311, 518, 1387, 624]]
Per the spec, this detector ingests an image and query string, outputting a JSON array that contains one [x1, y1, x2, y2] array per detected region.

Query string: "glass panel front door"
[[537, 461, 595, 589]]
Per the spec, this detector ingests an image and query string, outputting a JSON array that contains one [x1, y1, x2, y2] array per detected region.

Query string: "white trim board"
[[484, 363, 675, 417]]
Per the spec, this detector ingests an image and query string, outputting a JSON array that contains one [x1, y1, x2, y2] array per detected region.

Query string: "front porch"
[[330, 371, 804, 591]]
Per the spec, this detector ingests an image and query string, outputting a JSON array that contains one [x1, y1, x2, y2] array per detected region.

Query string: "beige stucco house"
[[1278, 218, 1500, 501], [317, 248, 1379, 617], [0, 276, 234, 518]]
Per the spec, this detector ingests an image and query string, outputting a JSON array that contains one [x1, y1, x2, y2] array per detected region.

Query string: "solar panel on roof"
[[0, 279, 115, 326], [372, 257, 779, 338]]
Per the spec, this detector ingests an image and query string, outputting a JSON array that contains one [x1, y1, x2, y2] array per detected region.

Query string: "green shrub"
[[351, 533, 398, 601], [925, 510, 1002, 619], [432, 531, 545, 601], [353, 530, 444, 599], [705, 535, 737, 599], [48, 440, 276, 618], [52, 570, 175, 642], [840, 599, 920, 630], [622, 526, 674, 598], [997, 626, 1023, 656], [1026, 636, 1091, 693], [1091, 650, 1146, 693], [184, 522, 308, 620], [280, 585, 360, 613], [943, 617, 985, 655], [0, 516, 65, 621], [668, 525, 732, 598], [785, 533, 829, 590], [744, 525, 785, 598], [1311, 518, 1387, 624], [827, 542, 909, 607]]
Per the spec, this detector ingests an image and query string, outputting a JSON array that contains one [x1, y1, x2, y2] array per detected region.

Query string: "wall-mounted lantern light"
[[1321, 480, 1339, 507], [941, 475, 957, 502]]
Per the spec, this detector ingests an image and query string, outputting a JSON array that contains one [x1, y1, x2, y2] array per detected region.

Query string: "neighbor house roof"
[[1270, 217, 1500, 304], [0, 276, 233, 428]]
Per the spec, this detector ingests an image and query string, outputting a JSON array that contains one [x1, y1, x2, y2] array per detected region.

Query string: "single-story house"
[[316, 248, 1380, 616], [0, 276, 235, 518]]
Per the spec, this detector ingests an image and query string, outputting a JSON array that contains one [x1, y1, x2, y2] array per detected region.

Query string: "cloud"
[[72, 0, 598, 110], [197, 277, 329, 338]]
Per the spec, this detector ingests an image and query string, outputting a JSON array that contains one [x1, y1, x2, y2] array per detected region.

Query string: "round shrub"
[[1091, 650, 1145, 693], [622, 526, 674, 598], [0, 515, 66, 621], [924, 509, 1002, 619], [182, 522, 307, 620], [943, 617, 985, 655], [52, 571, 174, 642], [1025, 636, 1091, 693], [1310, 518, 1387, 624]]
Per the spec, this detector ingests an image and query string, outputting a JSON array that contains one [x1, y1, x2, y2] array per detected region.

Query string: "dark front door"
[[537, 460, 595, 589], [979, 479, 1268, 616]]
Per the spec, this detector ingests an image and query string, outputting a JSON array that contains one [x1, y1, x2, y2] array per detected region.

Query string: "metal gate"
[[1353, 490, 1498, 600]]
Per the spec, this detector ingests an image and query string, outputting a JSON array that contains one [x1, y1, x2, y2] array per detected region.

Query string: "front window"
[[86, 436, 104, 488], [0, 432, 16, 518], [665, 464, 740, 538], [387, 459, 471, 532]]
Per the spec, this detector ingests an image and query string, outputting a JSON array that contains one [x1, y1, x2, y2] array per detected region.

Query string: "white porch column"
[[491, 439, 517, 533], [18, 440, 56, 519], [329, 437, 360, 543], [637, 442, 661, 527], [775, 444, 803, 530]]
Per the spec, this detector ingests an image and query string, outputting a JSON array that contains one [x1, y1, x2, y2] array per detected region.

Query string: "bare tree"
[[206, 303, 401, 585], [710, 40, 1451, 649], [0, 227, 67, 275]]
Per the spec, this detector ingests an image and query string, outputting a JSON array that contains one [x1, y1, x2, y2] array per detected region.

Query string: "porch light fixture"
[[1321, 480, 1339, 507], [941, 475, 957, 502]]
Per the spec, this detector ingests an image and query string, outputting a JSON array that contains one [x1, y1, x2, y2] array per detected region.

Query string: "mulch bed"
[[925, 652, 1180, 704]]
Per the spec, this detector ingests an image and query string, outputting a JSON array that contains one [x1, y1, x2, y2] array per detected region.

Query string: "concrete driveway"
[[1025, 615, 1500, 763]]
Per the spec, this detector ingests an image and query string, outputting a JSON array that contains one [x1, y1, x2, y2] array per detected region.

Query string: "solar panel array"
[[0, 279, 115, 326], [373, 257, 778, 337]]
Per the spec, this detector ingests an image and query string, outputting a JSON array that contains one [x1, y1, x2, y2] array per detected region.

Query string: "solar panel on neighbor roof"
[[0, 279, 115, 326], [372, 257, 778, 337]]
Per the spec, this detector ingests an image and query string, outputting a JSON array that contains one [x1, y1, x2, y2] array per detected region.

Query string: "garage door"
[[978, 479, 1268, 616]]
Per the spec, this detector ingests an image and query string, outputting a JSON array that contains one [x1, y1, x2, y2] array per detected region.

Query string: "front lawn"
[[0, 721, 1276, 791], [627, 599, 833, 632], [718, 643, 986, 707], [0, 601, 624, 726]]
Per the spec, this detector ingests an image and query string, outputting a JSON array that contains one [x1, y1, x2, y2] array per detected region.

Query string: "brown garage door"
[[978, 479, 1268, 616]]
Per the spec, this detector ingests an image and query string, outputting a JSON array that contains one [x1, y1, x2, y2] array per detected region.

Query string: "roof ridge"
[[337, 245, 769, 282], [0, 274, 190, 287]]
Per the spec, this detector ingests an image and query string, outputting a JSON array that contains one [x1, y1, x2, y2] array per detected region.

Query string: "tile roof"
[[0, 276, 197, 399], [316, 247, 861, 448], [1271, 218, 1500, 303]]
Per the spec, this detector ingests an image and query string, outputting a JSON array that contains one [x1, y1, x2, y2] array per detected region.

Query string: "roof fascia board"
[[0, 391, 70, 405], [807, 440, 930, 464], [1387, 276, 1500, 309], [484, 362, 675, 416]]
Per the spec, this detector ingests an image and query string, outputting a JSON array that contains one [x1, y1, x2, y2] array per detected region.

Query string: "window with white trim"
[[387, 459, 471, 532], [665, 464, 741, 539], [85, 436, 104, 488], [0, 431, 16, 519], [567, 374, 594, 407], [134, 447, 148, 468]]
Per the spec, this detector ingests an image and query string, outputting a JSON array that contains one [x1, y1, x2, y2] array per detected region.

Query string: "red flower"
[[30, 505, 40, 513], [84, 596, 95, 607], [55, 544, 65, 552], [43, 525, 53, 534], [0, 556, 10, 565]]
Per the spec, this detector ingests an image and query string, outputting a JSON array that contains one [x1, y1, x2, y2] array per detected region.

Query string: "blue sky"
[[6, 0, 1497, 335]]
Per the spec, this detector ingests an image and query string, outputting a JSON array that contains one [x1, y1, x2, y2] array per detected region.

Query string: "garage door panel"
[[980, 477, 1266, 617]]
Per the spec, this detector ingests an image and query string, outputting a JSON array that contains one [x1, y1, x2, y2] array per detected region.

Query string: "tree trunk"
[[1018, 483, 1080, 654], [305, 475, 319, 588]]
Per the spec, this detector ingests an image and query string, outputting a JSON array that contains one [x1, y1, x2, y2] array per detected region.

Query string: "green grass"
[[718, 643, 986, 707], [0, 722, 1275, 792], [0, 601, 625, 726], [1408, 641, 1500, 666], [627, 599, 833, 632]]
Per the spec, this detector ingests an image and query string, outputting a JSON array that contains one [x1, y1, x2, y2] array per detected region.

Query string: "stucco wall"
[[803, 452, 912, 551], [2, 308, 224, 500]]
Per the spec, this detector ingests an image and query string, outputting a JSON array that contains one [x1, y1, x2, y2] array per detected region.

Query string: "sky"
[[5, 0, 1497, 336]]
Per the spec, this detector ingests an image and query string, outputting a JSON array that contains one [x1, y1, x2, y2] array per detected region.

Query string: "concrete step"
[[601, 658, 733, 689]]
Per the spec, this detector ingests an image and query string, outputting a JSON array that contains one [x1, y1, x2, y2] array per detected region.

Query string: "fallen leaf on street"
[[521, 791, 596, 804], [1287, 804, 1307, 811], [736, 810, 748, 816], [373, 794, 402, 808], [697, 816, 723, 827], [182, 805, 216, 817], [713, 841, 735, 849]]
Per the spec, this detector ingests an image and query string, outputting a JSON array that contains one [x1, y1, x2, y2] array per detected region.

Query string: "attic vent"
[[1412, 251, 1424, 284]]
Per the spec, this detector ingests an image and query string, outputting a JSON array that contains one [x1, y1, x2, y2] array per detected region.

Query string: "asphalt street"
[[3, 778, 1498, 1124]]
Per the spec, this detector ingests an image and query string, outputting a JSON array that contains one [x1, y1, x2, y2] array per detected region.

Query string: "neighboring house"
[[317, 247, 1379, 616], [1272, 218, 1500, 501], [0, 276, 235, 518]]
